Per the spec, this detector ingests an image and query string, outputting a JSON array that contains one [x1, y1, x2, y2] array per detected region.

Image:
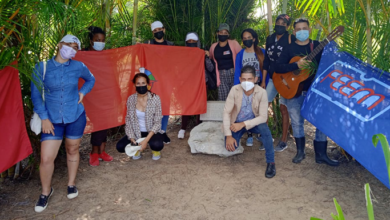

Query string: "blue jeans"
[[161, 115, 169, 131], [41, 111, 87, 142], [225, 123, 275, 163], [285, 92, 327, 141], [266, 79, 287, 106]]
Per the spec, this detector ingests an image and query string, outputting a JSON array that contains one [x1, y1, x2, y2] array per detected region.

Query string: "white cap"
[[185, 33, 198, 42], [151, 21, 163, 31], [60, 34, 81, 50]]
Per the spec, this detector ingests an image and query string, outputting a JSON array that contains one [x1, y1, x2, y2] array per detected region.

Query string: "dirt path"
[[1, 121, 390, 220]]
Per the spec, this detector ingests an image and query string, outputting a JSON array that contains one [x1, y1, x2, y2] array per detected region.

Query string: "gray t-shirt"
[[242, 51, 260, 79], [235, 92, 255, 123]]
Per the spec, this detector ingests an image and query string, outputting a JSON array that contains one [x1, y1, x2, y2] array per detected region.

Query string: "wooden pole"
[[132, 0, 139, 45]]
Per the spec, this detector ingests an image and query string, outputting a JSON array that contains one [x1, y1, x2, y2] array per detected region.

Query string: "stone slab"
[[188, 121, 244, 157], [199, 101, 225, 121]]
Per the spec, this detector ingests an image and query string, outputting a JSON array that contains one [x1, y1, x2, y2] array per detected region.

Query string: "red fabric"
[[74, 44, 207, 133], [0, 64, 33, 173]]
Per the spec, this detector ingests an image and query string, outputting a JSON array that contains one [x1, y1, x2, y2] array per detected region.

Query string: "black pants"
[[116, 132, 164, 153], [181, 115, 200, 130], [91, 129, 108, 146]]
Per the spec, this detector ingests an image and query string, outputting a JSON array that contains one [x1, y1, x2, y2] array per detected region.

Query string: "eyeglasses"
[[294, 18, 308, 22]]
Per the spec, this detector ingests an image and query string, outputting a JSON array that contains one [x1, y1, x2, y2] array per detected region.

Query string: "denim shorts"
[[265, 79, 286, 106], [41, 111, 87, 142]]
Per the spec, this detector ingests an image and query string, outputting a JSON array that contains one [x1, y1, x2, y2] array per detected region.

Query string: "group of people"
[[31, 14, 339, 213]]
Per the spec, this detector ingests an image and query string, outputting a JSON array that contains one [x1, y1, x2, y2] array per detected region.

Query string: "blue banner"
[[301, 41, 390, 189]]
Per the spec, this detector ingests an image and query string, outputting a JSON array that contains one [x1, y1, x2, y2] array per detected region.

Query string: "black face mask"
[[136, 85, 148, 95], [186, 43, 198, 48], [243, 39, 254, 48], [218, 34, 229, 42], [274, 25, 286, 35], [154, 31, 164, 40]]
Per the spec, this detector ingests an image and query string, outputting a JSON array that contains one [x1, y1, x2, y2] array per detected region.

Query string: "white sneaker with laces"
[[178, 129, 185, 139]]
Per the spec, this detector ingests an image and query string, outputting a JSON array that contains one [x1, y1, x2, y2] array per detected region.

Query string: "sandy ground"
[[1, 120, 390, 220]]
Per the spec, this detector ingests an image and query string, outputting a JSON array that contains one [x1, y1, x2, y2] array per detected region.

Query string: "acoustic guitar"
[[272, 26, 344, 99]]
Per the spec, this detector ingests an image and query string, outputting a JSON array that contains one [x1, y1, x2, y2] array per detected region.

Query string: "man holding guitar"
[[274, 18, 340, 166]]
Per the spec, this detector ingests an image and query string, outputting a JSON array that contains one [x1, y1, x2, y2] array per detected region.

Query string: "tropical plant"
[[311, 183, 375, 220]]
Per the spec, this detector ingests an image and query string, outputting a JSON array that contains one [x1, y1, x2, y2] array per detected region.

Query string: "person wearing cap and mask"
[[233, 28, 267, 148], [223, 65, 275, 178], [144, 21, 174, 46], [261, 14, 295, 153], [209, 23, 242, 101], [31, 35, 95, 213], [177, 32, 215, 139], [144, 20, 173, 144], [275, 18, 339, 166], [82, 26, 114, 167]]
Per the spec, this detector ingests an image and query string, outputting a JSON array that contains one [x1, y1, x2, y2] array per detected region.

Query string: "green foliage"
[[365, 183, 375, 220], [372, 134, 390, 186], [311, 183, 375, 220]]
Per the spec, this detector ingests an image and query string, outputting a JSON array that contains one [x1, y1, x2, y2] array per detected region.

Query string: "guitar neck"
[[305, 40, 329, 61]]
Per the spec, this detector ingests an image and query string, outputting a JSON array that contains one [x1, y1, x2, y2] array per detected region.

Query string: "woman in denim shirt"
[[31, 35, 95, 213]]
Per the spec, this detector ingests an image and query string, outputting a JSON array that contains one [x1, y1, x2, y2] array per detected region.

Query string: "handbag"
[[30, 61, 47, 135]]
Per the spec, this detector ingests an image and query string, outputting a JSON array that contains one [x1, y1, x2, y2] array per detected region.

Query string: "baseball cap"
[[185, 33, 199, 41], [276, 14, 292, 26], [151, 21, 164, 31], [59, 34, 81, 50], [218, 23, 230, 32]]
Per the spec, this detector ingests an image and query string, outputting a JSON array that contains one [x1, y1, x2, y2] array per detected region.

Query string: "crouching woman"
[[116, 73, 164, 160]]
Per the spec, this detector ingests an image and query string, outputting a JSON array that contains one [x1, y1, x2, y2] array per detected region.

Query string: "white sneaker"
[[67, 185, 78, 199], [34, 188, 54, 213], [178, 129, 185, 139]]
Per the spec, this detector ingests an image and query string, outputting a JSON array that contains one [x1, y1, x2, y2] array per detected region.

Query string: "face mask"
[[154, 31, 164, 40], [241, 81, 255, 92], [218, 34, 229, 42], [243, 39, 254, 48], [59, 45, 77, 60], [92, 42, 105, 51], [186, 42, 198, 48], [274, 25, 286, 35], [296, 30, 310, 42], [136, 85, 148, 95]]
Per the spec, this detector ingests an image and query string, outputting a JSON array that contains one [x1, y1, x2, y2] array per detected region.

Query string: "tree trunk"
[[267, 0, 273, 35], [366, 0, 372, 64], [132, 0, 139, 45], [282, 0, 287, 14]]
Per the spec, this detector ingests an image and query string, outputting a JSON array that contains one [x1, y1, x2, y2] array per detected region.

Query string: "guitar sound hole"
[[293, 70, 300, 75]]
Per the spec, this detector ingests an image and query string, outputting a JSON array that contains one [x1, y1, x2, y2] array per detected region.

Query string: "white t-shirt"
[[136, 109, 147, 132]]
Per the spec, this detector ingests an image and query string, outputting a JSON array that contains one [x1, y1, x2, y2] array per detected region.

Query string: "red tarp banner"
[[75, 44, 207, 133], [0, 65, 33, 173]]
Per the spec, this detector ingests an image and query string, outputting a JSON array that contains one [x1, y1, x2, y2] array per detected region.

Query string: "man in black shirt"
[[262, 14, 295, 153], [275, 18, 339, 166], [144, 21, 174, 46]]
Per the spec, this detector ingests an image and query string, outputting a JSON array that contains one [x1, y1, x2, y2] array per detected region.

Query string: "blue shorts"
[[266, 79, 286, 106], [41, 111, 87, 142]]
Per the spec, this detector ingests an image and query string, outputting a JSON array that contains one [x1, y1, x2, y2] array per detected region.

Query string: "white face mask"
[[241, 81, 255, 92], [92, 42, 105, 51]]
